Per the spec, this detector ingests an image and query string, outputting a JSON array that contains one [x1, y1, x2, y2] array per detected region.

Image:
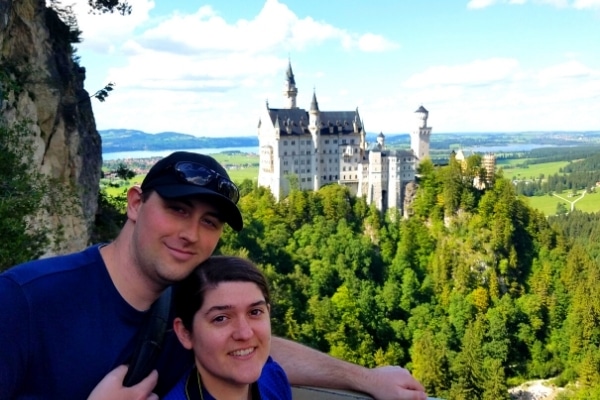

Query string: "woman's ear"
[[173, 318, 194, 350]]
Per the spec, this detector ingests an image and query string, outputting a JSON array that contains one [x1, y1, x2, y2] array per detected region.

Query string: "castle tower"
[[482, 153, 496, 187], [283, 60, 298, 109], [410, 105, 432, 164], [376, 132, 385, 148], [309, 90, 321, 191]]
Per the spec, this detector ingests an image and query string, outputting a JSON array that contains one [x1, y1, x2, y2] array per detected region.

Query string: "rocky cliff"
[[0, 0, 101, 255]]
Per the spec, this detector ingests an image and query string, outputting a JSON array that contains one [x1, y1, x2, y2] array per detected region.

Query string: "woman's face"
[[177, 281, 271, 390]]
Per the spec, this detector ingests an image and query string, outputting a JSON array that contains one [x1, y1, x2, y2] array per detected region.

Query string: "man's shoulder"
[[1, 244, 105, 287]]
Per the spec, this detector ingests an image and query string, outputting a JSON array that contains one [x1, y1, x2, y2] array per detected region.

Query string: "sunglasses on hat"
[[170, 161, 240, 204]]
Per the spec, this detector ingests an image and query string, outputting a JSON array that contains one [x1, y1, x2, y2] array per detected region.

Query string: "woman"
[[163, 256, 291, 400]]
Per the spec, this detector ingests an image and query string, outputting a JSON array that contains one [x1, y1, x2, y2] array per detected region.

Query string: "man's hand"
[[362, 365, 427, 400], [87, 365, 159, 400]]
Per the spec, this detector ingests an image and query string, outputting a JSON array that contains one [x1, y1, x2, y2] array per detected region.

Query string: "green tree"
[[115, 162, 135, 180]]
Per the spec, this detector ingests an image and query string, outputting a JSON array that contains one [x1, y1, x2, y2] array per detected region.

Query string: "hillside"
[[99, 129, 259, 152]]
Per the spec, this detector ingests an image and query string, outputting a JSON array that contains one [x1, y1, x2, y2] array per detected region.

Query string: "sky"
[[71, 0, 600, 137]]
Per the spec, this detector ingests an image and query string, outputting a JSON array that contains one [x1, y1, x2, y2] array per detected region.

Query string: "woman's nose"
[[232, 317, 253, 340]]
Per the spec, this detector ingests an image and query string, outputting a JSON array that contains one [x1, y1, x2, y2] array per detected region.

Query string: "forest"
[[171, 154, 600, 400]]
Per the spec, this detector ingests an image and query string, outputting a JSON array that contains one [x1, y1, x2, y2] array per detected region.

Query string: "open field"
[[206, 152, 259, 183], [497, 159, 570, 181], [522, 190, 600, 216]]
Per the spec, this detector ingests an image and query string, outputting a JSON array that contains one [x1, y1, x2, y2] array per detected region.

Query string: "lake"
[[102, 143, 564, 161], [102, 147, 260, 161]]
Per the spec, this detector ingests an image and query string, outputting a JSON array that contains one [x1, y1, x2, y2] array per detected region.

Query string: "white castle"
[[257, 61, 432, 214]]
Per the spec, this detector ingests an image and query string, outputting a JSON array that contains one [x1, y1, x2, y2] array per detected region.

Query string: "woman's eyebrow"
[[203, 299, 267, 315]]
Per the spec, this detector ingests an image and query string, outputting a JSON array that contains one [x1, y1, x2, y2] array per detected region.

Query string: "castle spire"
[[283, 58, 298, 109], [310, 89, 319, 112]]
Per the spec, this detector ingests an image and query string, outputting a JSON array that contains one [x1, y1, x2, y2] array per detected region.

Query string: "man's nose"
[[179, 220, 199, 242]]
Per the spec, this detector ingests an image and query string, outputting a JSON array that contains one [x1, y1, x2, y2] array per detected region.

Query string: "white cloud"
[[572, 0, 600, 9], [403, 58, 520, 88], [73, 0, 155, 52], [465, 0, 600, 9], [537, 60, 594, 84], [467, 0, 499, 9], [357, 33, 400, 52]]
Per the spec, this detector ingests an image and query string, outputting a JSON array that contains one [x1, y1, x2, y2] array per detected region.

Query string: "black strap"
[[123, 286, 172, 387]]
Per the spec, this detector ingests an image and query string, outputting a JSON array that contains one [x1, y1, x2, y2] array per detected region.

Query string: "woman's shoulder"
[[258, 356, 292, 400]]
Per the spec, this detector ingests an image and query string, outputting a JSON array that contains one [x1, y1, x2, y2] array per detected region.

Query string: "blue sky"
[[73, 0, 600, 137]]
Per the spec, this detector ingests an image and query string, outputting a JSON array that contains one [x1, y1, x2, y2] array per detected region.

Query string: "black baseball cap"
[[141, 151, 243, 231]]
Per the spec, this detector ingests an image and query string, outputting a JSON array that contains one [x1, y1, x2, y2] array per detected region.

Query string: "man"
[[0, 151, 427, 399]]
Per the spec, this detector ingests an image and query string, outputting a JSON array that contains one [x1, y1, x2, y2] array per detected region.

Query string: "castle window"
[[334, 140, 338, 144], [291, 141, 295, 145], [351, 139, 355, 144], [284, 141, 288, 145], [284, 151, 287, 156], [325, 140, 329, 144]]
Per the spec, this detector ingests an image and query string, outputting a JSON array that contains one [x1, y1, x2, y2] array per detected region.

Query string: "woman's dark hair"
[[173, 256, 271, 331]]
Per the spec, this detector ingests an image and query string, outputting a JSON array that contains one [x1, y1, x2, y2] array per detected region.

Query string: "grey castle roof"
[[267, 108, 361, 136], [286, 61, 296, 85]]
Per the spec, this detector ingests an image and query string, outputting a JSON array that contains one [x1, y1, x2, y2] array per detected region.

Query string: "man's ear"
[[126, 186, 144, 221], [173, 318, 194, 350]]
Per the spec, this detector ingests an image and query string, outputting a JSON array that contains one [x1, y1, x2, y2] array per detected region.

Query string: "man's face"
[[128, 188, 224, 285]]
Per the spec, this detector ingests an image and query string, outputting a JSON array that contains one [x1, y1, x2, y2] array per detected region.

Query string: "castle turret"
[[376, 132, 385, 148], [410, 105, 432, 164], [283, 60, 298, 109]]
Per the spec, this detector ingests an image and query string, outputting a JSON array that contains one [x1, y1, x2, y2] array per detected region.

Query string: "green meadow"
[[496, 159, 570, 181], [522, 190, 600, 216], [209, 152, 259, 183]]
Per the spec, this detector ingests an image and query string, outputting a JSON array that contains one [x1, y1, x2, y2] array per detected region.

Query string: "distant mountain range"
[[99, 129, 413, 153], [99, 129, 259, 153], [99, 128, 600, 153]]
